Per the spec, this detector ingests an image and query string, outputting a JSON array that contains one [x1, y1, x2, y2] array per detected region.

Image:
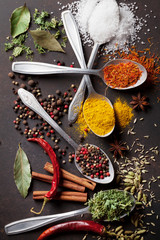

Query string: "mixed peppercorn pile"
[[76, 144, 110, 179]]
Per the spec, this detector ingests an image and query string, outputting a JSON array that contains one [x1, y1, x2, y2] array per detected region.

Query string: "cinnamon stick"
[[32, 171, 85, 192], [44, 162, 96, 191], [33, 191, 87, 202]]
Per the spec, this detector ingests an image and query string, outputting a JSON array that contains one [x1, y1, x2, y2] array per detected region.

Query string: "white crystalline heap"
[[76, 0, 119, 44], [88, 0, 119, 44], [61, 0, 144, 53]]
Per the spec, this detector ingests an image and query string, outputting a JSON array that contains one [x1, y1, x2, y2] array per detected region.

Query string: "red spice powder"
[[103, 62, 142, 88]]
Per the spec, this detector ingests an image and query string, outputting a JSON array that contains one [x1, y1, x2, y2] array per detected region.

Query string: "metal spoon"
[[12, 59, 147, 90], [5, 190, 135, 235], [17, 88, 114, 184], [62, 10, 115, 137]]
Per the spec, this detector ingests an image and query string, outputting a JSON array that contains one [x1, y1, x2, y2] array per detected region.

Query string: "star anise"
[[109, 140, 127, 158], [130, 92, 149, 111]]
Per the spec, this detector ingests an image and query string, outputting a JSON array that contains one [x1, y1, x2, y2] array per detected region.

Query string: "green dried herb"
[[12, 46, 23, 57], [33, 9, 50, 28], [86, 189, 135, 221], [5, 33, 33, 59], [14, 144, 32, 198], [5, 7, 67, 58]]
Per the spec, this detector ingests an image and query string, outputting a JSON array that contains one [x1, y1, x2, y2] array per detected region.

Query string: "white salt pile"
[[75, 0, 119, 44], [87, 0, 119, 44], [59, 0, 144, 53]]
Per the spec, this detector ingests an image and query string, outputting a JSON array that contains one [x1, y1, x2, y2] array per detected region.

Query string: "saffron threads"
[[103, 62, 142, 88], [116, 46, 160, 86]]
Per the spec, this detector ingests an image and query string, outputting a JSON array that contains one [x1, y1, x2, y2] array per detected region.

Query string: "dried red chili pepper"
[[28, 138, 60, 214], [37, 220, 107, 240]]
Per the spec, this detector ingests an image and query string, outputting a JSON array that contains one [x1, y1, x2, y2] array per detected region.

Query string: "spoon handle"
[[18, 88, 78, 150], [62, 10, 97, 123], [62, 11, 100, 123], [5, 207, 89, 235], [62, 10, 89, 123], [12, 61, 98, 75]]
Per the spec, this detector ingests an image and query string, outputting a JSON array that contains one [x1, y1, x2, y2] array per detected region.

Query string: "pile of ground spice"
[[116, 45, 160, 86], [83, 96, 115, 136], [114, 98, 133, 128]]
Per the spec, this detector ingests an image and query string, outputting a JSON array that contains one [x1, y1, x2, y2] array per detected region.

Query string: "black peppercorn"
[[8, 72, 15, 79], [28, 79, 36, 87]]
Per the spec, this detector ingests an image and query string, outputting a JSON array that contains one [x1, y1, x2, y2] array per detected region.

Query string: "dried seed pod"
[[130, 233, 136, 239], [117, 229, 124, 236], [124, 179, 134, 184], [134, 179, 139, 188], [136, 201, 143, 206], [125, 230, 134, 235], [106, 231, 117, 237], [137, 174, 142, 183], [115, 226, 123, 233], [125, 175, 134, 179], [124, 186, 132, 191], [124, 182, 133, 186], [136, 229, 146, 234], [134, 236, 141, 240], [143, 193, 147, 203], [137, 190, 142, 201], [131, 214, 139, 227], [134, 218, 139, 227], [130, 186, 136, 194], [128, 171, 135, 176]]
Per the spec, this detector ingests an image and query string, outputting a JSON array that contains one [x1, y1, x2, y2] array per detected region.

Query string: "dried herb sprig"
[[5, 33, 33, 60], [86, 190, 134, 221]]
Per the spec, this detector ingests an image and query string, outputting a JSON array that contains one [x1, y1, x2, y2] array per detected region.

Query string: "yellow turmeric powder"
[[75, 103, 90, 136], [114, 98, 133, 128], [83, 96, 115, 136]]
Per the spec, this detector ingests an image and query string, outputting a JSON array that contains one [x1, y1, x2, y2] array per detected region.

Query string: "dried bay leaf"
[[14, 144, 31, 198], [30, 29, 65, 53], [10, 4, 31, 38]]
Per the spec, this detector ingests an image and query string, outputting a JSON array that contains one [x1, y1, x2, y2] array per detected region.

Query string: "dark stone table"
[[0, 0, 160, 239]]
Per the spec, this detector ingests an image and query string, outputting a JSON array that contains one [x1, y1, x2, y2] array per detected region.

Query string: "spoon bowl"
[[18, 88, 114, 184], [75, 144, 114, 184], [82, 92, 115, 137], [99, 58, 147, 90]]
